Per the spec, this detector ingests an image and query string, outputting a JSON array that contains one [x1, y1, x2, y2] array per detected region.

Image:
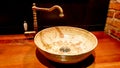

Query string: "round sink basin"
[[34, 26, 98, 64]]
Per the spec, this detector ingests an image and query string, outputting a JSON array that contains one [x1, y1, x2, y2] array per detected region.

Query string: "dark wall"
[[0, 0, 33, 34], [0, 0, 109, 34], [36, 0, 110, 31]]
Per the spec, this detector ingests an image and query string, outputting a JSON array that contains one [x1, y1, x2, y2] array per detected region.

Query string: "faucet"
[[32, 3, 64, 32], [32, 3, 64, 17], [24, 3, 64, 39]]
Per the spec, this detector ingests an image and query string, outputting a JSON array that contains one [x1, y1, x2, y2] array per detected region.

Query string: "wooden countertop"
[[0, 31, 120, 68]]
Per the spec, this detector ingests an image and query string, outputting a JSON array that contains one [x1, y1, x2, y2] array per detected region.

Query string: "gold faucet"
[[24, 3, 64, 39], [32, 3, 64, 17], [32, 3, 64, 32]]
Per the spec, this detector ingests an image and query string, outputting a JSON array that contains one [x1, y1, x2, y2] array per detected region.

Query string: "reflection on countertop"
[[0, 31, 120, 68]]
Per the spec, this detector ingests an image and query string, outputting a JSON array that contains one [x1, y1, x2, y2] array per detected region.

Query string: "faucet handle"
[[32, 3, 37, 10], [33, 3, 36, 6]]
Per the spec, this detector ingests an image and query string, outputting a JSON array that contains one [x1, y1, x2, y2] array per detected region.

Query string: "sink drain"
[[59, 47, 71, 52]]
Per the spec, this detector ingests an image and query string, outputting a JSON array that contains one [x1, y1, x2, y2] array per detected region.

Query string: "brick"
[[107, 9, 115, 18], [109, 3, 120, 10], [115, 11, 120, 19], [110, 19, 120, 29]]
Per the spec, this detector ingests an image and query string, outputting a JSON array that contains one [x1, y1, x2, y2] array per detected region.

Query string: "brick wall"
[[105, 0, 120, 40]]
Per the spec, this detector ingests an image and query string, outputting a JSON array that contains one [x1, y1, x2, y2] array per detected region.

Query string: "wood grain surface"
[[0, 31, 120, 68]]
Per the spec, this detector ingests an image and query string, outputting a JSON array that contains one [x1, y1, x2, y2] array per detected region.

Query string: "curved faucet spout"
[[32, 3, 64, 17], [48, 5, 64, 17]]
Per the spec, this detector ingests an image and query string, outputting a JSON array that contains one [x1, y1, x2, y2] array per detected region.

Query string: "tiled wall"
[[105, 0, 120, 40]]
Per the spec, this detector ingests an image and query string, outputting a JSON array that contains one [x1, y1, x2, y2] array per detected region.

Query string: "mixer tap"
[[24, 3, 64, 39], [32, 3, 64, 17]]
